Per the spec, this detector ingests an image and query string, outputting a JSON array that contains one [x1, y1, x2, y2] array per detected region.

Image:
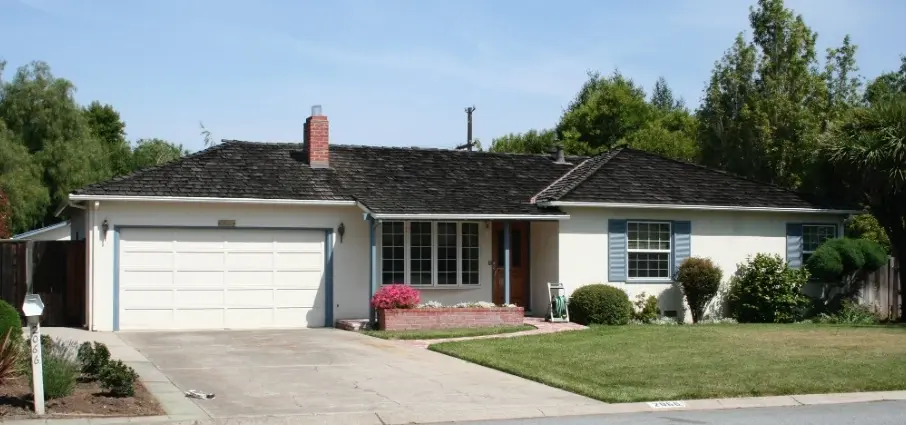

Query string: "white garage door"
[[117, 228, 326, 331]]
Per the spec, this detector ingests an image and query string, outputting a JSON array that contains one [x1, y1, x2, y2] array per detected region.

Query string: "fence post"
[[25, 241, 34, 296]]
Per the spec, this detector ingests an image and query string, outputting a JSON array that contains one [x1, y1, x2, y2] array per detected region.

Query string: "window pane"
[[381, 221, 405, 285], [410, 222, 433, 285], [628, 252, 670, 279], [803, 225, 836, 252], [462, 223, 480, 285], [627, 222, 671, 253], [437, 222, 457, 285]]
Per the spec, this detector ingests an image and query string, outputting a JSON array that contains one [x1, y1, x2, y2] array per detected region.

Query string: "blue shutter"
[[608, 219, 627, 282], [672, 221, 691, 278], [786, 223, 803, 268]]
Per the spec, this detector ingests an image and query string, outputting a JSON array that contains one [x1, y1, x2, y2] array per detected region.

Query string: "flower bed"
[[379, 305, 524, 331]]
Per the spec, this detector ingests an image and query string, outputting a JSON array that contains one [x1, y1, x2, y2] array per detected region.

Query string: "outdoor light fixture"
[[338, 222, 345, 243], [101, 219, 109, 236]]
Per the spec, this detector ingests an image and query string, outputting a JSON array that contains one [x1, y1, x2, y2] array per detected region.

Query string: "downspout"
[[366, 214, 379, 326], [88, 201, 99, 331]]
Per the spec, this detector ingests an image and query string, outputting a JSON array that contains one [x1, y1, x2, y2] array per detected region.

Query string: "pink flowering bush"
[[371, 284, 421, 310]]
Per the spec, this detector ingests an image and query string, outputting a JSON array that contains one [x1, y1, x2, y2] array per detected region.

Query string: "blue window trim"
[[113, 225, 335, 331], [624, 220, 675, 284]]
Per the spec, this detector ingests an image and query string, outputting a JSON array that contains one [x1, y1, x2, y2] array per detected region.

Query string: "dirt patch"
[[0, 376, 165, 418]]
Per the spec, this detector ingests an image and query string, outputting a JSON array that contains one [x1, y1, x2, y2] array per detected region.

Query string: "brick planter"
[[378, 307, 525, 331]]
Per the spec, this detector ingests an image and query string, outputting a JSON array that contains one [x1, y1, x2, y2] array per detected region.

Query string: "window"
[[380, 221, 481, 287], [627, 221, 671, 279], [802, 224, 837, 263]]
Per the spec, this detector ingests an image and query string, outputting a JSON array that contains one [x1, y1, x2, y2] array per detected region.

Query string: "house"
[[61, 106, 858, 331], [11, 221, 72, 241]]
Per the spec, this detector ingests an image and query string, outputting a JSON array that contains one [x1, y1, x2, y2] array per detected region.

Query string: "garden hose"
[[551, 294, 567, 319]]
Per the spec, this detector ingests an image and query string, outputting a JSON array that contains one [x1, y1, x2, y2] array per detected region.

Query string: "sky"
[[1, 0, 905, 152]]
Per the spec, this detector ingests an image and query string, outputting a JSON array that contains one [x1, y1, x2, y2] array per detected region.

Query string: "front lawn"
[[363, 324, 534, 340], [430, 324, 906, 402]]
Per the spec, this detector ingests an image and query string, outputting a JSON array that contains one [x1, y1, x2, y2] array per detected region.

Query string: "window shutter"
[[786, 223, 803, 268], [608, 219, 627, 282], [672, 221, 691, 277]]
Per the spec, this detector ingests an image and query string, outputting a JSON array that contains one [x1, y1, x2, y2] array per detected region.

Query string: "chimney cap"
[[311, 105, 323, 116]]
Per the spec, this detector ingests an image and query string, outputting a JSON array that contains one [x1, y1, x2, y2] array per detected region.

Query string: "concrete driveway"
[[119, 329, 606, 423]]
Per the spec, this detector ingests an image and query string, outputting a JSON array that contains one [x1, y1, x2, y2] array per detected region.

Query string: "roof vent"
[[553, 143, 566, 164]]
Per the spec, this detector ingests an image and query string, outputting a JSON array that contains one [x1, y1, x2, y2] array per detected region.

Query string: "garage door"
[[117, 228, 326, 330]]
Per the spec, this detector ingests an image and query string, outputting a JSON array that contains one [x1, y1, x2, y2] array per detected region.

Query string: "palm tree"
[[826, 95, 906, 320]]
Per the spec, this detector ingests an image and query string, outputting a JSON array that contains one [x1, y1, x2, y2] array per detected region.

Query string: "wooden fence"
[[0, 240, 86, 327], [859, 257, 902, 321]]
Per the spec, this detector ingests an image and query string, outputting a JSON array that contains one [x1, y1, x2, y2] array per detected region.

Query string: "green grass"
[[362, 324, 535, 340], [430, 324, 906, 403]]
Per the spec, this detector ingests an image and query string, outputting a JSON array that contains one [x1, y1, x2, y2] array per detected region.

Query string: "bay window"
[[379, 221, 481, 287]]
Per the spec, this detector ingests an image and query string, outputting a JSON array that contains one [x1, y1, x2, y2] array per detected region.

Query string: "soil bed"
[[0, 376, 164, 418]]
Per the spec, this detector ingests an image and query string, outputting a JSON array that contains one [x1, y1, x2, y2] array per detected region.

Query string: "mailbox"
[[22, 294, 44, 318]]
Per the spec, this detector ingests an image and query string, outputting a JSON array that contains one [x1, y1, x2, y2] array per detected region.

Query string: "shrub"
[[568, 284, 632, 325], [806, 244, 844, 281], [0, 330, 21, 385], [0, 300, 22, 347], [727, 253, 810, 323], [371, 284, 421, 310], [813, 300, 879, 325], [846, 213, 890, 253], [676, 257, 723, 323], [77, 341, 111, 378], [99, 359, 138, 397], [854, 238, 888, 270], [631, 292, 660, 323], [806, 238, 888, 281], [26, 341, 79, 400]]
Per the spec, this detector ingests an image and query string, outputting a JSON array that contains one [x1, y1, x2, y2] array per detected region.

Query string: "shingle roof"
[[534, 147, 839, 209], [73, 141, 846, 214]]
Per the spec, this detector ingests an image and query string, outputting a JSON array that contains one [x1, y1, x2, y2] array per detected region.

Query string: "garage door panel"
[[118, 228, 327, 330]]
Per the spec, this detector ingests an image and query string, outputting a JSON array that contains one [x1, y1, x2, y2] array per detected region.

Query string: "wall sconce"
[[337, 222, 345, 243]]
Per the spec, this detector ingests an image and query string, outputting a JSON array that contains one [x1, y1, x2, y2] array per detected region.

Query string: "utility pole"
[[456, 106, 476, 151]]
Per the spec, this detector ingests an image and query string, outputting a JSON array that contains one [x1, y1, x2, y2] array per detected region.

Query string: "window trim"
[[378, 221, 482, 288], [626, 220, 673, 282], [801, 223, 838, 260]]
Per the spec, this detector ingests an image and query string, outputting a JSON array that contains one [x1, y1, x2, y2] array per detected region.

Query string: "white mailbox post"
[[22, 294, 45, 415]]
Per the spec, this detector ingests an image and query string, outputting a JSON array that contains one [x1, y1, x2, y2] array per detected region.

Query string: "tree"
[[0, 120, 49, 234], [698, 0, 832, 189], [489, 129, 559, 154], [863, 56, 906, 104], [84, 101, 132, 175], [846, 213, 891, 253], [825, 95, 906, 320], [556, 71, 655, 155], [822, 35, 862, 125], [131, 138, 189, 170], [0, 188, 10, 239], [0, 61, 111, 222], [651, 77, 684, 112]]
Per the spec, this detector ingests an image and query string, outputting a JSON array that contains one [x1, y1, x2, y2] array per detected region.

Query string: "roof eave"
[[67, 194, 357, 206], [369, 213, 570, 221], [540, 201, 861, 215]]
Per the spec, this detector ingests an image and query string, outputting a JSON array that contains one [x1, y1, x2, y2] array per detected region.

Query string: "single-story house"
[[61, 106, 858, 331], [11, 221, 72, 241]]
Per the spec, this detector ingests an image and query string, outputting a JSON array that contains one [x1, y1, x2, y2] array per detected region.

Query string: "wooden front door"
[[492, 221, 529, 307]]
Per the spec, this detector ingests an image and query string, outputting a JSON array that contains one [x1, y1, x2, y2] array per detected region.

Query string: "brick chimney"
[[304, 105, 329, 168]]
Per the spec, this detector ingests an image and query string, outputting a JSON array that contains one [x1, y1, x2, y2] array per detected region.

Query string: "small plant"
[[99, 359, 138, 397], [727, 253, 810, 323], [568, 284, 632, 325], [631, 292, 660, 323], [452, 301, 497, 308], [77, 341, 111, 378], [0, 330, 21, 385], [813, 300, 879, 325], [27, 340, 79, 400], [371, 284, 421, 310], [676, 257, 723, 323], [0, 300, 22, 347], [418, 300, 444, 308]]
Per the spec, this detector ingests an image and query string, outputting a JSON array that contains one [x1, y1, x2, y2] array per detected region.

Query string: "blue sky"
[[1, 0, 905, 152]]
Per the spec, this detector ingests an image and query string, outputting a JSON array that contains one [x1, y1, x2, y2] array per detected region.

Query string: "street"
[[440, 401, 906, 425]]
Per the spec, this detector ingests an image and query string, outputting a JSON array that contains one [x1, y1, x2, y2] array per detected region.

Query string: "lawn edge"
[[362, 324, 536, 340]]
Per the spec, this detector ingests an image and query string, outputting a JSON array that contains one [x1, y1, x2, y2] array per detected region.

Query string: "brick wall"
[[378, 307, 525, 331]]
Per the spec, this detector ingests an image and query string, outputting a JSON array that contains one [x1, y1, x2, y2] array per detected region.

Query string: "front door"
[[492, 221, 529, 307]]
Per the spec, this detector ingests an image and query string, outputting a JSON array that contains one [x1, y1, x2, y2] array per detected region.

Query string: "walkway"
[[401, 317, 587, 349]]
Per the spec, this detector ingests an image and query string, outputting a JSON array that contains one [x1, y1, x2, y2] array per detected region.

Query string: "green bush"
[[806, 238, 888, 281], [676, 257, 723, 323], [814, 300, 879, 325], [854, 238, 888, 270], [727, 253, 810, 323], [26, 339, 79, 400], [569, 284, 632, 325], [99, 359, 137, 397], [846, 213, 890, 253], [806, 244, 843, 281], [0, 300, 22, 347], [77, 341, 110, 378], [631, 292, 660, 323]]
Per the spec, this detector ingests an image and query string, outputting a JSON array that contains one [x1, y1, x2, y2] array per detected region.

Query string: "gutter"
[[67, 194, 357, 206], [540, 201, 862, 215], [368, 213, 570, 221]]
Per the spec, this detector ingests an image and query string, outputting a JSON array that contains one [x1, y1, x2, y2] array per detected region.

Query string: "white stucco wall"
[[558, 207, 845, 322], [87, 201, 370, 331], [530, 221, 559, 315]]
